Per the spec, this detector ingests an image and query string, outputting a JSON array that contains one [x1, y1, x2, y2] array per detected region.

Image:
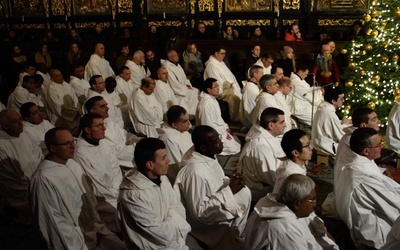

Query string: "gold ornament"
[[345, 80, 354, 87], [393, 54, 399, 61], [341, 49, 347, 54], [367, 102, 376, 110], [351, 39, 356, 44], [371, 0, 378, 5], [372, 75, 381, 82], [394, 8, 400, 17], [370, 9, 379, 18], [360, 70, 366, 75], [381, 41, 389, 47], [371, 30, 379, 36], [359, 50, 367, 56], [395, 95, 400, 101], [382, 55, 389, 62], [366, 28, 373, 35], [395, 37, 400, 43], [364, 14, 372, 22], [380, 22, 387, 28], [349, 62, 356, 68], [394, 89, 400, 96], [344, 105, 351, 111], [365, 44, 372, 50]]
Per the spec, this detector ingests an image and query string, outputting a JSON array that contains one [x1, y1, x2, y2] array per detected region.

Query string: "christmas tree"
[[341, 0, 400, 126]]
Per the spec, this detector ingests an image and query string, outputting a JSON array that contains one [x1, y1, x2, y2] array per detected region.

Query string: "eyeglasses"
[[92, 123, 106, 129], [54, 138, 78, 147], [367, 141, 382, 148], [307, 197, 317, 204], [300, 143, 312, 149]]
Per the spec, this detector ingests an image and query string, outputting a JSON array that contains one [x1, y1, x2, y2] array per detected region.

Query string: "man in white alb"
[[85, 43, 115, 80], [154, 66, 178, 117], [125, 50, 150, 91], [252, 74, 280, 124]]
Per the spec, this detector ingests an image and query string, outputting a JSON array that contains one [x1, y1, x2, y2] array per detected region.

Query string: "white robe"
[[253, 58, 272, 75], [311, 101, 346, 157], [335, 153, 400, 249], [69, 76, 90, 105], [274, 90, 292, 132], [86, 90, 124, 128], [290, 72, 323, 126], [334, 126, 356, 167], [129, 88, 163, 138], [381, 216, 400, 250], [252, 92, 279, 125], [386, 100, 400, 154], [154, 79, 178, 116], [7, 85, 44, 112], [23, 120, 54, 155], [204, 55, 242, 121], [239, 80, 260, 128], [174, 151, 251, 250], [0, 101, 5, 111], [163, 60, 199, 116], [30, 159, 126, 250], [118, 169, 191, 250], [243, 193, 323, 250], [273, 159, 306, 193], [196, 92, 241, 155], [238, 124, 285, 201], [84, 54, 115, 81], [0, 130, 43, 209], [125, 60, 150, 90], [115, 76, 134, 104], [37, 71, 51, 89], [159, 124, 193, 181]]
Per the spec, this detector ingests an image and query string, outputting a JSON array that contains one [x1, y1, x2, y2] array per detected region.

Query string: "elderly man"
[[204, 46, 242, 121], [69, 64, 90, 106], [125, 50, 150, 91], [275, 76, 293, 133], [30, 128, 126, 250], [159, 105, 193, 182], [163, 50, 199, 116], [0, 109, 43, 223], [46, 69, 80, 135], [74, 113, 123, 233], [252, 74, 280, 124], [118, 138, 191, 249], [239, 107, 286, 201], [85, 43, 115, 80], [335, 128, 400, 249], [130, 77, 163, 138], [244, 174, 320, 249], [20, 102, 54, 154], [154, 66, 178, 116], [174, 125, 251, 250], [8, 75, 44, 112], [311, 87, 350, 157], [85, 96, 139, 169], [239, 65, 263, 128]]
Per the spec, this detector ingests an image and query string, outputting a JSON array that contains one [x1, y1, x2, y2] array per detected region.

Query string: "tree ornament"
[[394, 8, 400, 17], [370, 9, 379, 18], [372, 75, 381, 82], [360, 70, 366, 75], [395, 95, 400, 101], [345, 80, 354, 87], [349, 62, 356, 68], [364, 14, 372, 22], [359, 50, 367, 56], [381, 55, 389, 62], [371, 18, 378, 22], [394, 89, 400, 96], [381, 41, 389, 47], [341, 49, 347, 54], [344, 105, 351, 111], [365, 44, 373, 50], [393, 54, 399, 61], [371, 30, 379, 36], [380, 22, 387, 28], [351, 39, 356, 44], [367, 102, 376, 110], [371, 0, 378, 5], [395, 37, 400, 43]]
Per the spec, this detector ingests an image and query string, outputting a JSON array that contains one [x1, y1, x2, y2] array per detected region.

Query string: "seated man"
[[252, 74, 280, 124], [0, 109, 43, 223], [239, 107, 286, 201], [129, 77, 163, 138], [386, 99, 400, 153], [311, 87, 350, 157], [20, 102, 54, 155], [335, 128, 400, 249], [251, 53, 274, 75], [30, 128, 126, 250], [159, 105, 193, 182], [118, 138, 191, 249], [154, 67, 178, 117], [8, 75, 44, 112], [74, 113, 123, 233], [69, 64, 90, 106], [244, 174, 321, 249], [85, 43, 115, 80], [174, 125, 251, 250], [197, 78, 241, 155], [274, 76, 293, 133], [125, 50, 150, 91]]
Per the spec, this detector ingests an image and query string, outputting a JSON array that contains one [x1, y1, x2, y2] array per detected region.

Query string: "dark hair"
[[202, 78, 217, 93], [105, 76, 116, 93], [213, 45, 226, 54], [281, 129, 308, 160], [296, 64, 309, 72], [20, 102, 36, 120], [45, 127, 69, 149], [249, 65, 263, 78], [167, 105, 187, 126], [350, 127, 377, 155], [260, 53, 273, 60], [134, 138, 166, 172], [22, 75, 32, 84], [324, 86, 343, 104], [79, 113, 103, 134], [352, 108, 375, 128], [119, 66, 130, 75], [192, 125, 215, 151], [259, 74, 276, 92], [89, 75, 103, 88], [85, 96, 104, 113], [32, 74, 44, 83], [260, 107, 284, 129], [141, 77, 154, 88]]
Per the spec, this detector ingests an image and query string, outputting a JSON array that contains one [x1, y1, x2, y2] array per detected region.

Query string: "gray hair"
[[133, 50, 144, 59], [259, 74, 276, 92], [276, 174, 315, 205]]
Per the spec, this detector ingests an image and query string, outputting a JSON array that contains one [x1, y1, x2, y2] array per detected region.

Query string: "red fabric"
[[284, 33, 303, 42], [312, 58, 340, 86]]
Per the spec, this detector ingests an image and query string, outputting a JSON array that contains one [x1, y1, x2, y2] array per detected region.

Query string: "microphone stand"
[[311, 74, 316, 129]]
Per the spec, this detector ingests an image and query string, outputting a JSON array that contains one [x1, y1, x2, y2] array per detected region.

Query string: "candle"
[[65, 14, 68, 21], [163, 11, 166, 19], [219, 12, 221, 18], [113, 13, 115, 20]]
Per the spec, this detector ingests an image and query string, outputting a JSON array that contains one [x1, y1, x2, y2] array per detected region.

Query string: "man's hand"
[[229, 172, 245, 194]]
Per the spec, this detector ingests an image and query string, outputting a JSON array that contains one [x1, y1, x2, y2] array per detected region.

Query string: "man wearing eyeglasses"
[[74, 113, 123, 233], [335, 127, 400, 249], [30, 127, 126, 249]]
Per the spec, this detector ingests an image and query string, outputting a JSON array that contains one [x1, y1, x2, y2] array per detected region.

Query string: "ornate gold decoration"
[[190, 0, 196, 14], [198, 0, 214, 12], [51, 0, 64, 15], [54, 23, 66, 28], [73, 0, 111, 15], [217, 0, 222, 13], [283, 0, 300, 10], [226, 0, 272, 11], [13, 24, 45, 29], [65, 0, 72, 16], [43, 0, 50, 17], [118, 0, 133, 13], [141, 0, 144, 14], [148, 20, 187, 27], [200, 20, 214, 26], [120, 21, 134, 27], [317, 0, 367, 11], [75, 22, 110, 28], [317, 19, 359, 26], [1, 0, 10, 18], [226, 19, 270, 26], [282, 19, 298, 26]]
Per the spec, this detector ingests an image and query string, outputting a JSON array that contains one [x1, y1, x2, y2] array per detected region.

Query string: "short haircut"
[[352, 107, 375, 128], [79, 113, 103, 133], [324, 86, 343, 103], [251, 44, 261, 50], [22, 75, 32, 84], [166, 50, 176, 59], [260, 53, 273, 60], [89, 75, 102, 88], [44, 127, 69, 149], [271, 66, 282, 75], [105, 76, 116, 92], [119, 66, 129, 75], [202, 78, 217, 93], [296, 64, 309, 72], [249, 65, 263, 78], [276, 174, 315, 206], [20, 102, 36, 120], [141, 77, 154, 88], [85, 96, 104, 113], [133, 50, 144, 59], [350, 127, 377, 155], [259, 74, 276, 91], [278, 76, 291, 87], [213, 45, 226, 54], [192, 125, 215, 151], [167, 105, 187, 126], [32, 74, 44, 83], [0, 109, 12, 126], [259, 107, 284, 129], [134, 138, 166, 172], [281, 129, 308, 160]]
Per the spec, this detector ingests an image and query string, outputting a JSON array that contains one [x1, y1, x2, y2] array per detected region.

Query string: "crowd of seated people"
[[2, 19, 400, 250]]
